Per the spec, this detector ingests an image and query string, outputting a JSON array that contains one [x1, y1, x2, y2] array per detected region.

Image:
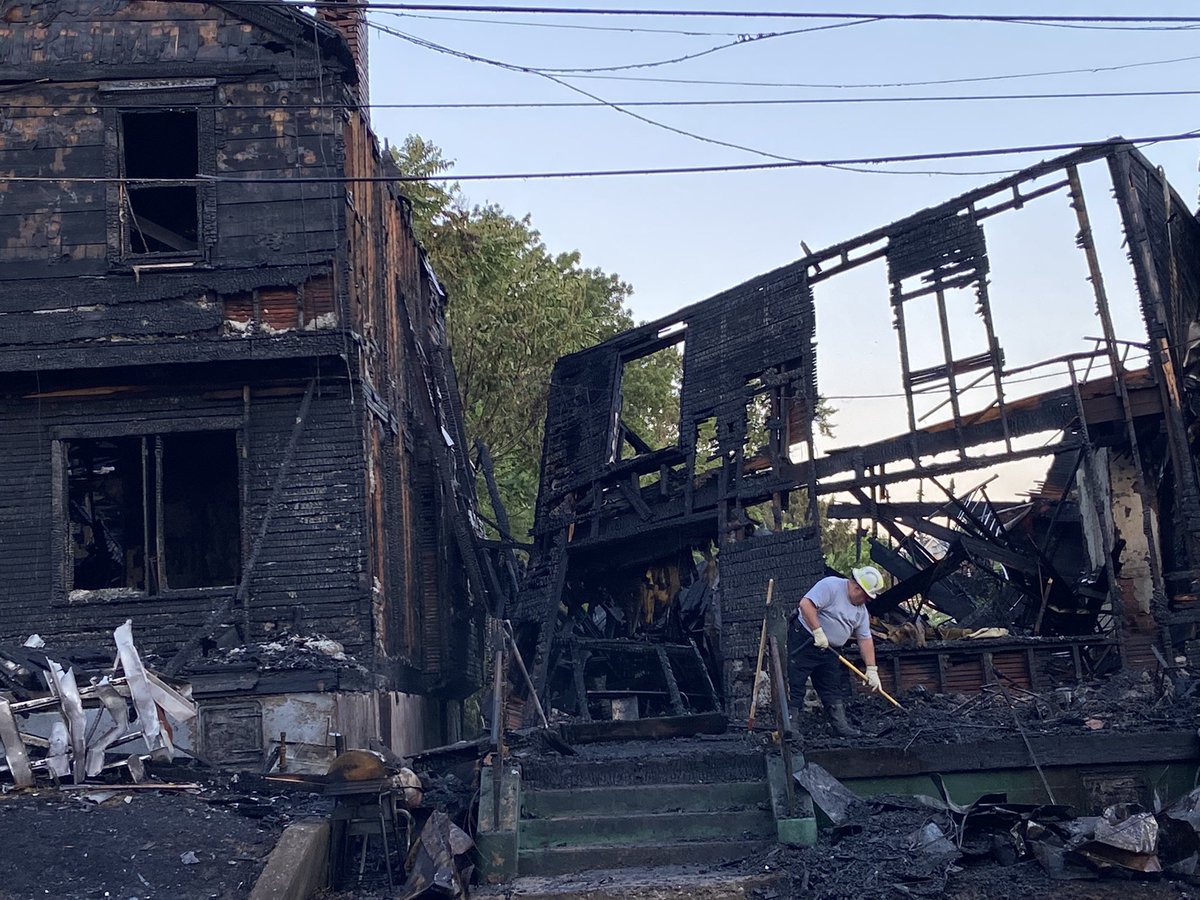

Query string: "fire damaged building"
[[509, 141, 1200, 728], [0, 0, 496, 765]]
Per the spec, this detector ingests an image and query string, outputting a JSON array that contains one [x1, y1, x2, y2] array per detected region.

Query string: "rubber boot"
[[827, 701, 861, 738]]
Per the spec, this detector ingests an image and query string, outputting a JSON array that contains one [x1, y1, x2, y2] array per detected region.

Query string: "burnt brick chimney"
[[317, 0, 369, 112]]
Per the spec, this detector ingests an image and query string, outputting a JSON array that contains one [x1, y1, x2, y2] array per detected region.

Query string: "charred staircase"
[[475, 732, 814, 884]]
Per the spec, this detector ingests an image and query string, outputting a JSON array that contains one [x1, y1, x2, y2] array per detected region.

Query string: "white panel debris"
[[0, 620, 197, 788]]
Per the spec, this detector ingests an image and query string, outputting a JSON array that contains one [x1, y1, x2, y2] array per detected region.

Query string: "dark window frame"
[[50, 419, 245, 606], [102, 83, 217, 266]]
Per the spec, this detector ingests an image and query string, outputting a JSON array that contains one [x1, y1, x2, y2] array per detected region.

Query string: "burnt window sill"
[[54, 585, 236, 608]]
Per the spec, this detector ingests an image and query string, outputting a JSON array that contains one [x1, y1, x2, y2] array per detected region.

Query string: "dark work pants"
[[787, 618, 846, 708]]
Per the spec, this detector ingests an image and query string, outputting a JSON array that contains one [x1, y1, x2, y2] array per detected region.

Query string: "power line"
[[263, 4, 1200, 25], [377, 87, 1200, 108], [559, 53, 1200, 90], [7, 133, 1200, 184], [371, 20, 807, 164], [16, 86, 1200, 115], [382, 8, 1200, 35], [530, 19, 878, 74], [381, 9, 746, 35]]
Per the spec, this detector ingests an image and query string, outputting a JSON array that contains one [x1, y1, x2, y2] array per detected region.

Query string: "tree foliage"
[[392, 136, 680, 540]]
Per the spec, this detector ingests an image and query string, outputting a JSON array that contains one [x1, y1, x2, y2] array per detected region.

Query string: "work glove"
[[865, 665, 881, 692], [811, 627, 829, 649]]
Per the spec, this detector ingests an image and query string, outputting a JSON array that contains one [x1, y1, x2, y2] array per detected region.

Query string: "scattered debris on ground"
[[0, 769, 314, 899], [775, 760, 1200, 899], [0, 623, 197, 789], [799, 668, 1200, 751]]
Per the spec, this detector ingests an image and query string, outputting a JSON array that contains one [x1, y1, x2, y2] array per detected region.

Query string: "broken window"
[[66, 431, 240, 594], [613, 328, 685, 461], [119, 111, 200, 255]]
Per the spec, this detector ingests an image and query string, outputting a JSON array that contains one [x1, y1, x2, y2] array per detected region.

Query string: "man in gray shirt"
[[787, 566, 884, 737]]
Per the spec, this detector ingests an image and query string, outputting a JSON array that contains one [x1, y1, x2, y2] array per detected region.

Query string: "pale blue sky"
[[363, 2, 1200, 489]]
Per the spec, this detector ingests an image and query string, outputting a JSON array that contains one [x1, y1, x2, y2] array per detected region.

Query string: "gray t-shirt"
[[798, 576, 872, 648]]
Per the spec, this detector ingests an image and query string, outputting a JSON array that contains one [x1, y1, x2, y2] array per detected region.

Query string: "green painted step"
[[519, 808, 775, 849], [520, 750, 766, 791], [522, 781, 769, 819], [517, 839, 770, 878]]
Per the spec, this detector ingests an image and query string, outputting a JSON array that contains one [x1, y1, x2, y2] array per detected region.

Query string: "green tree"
[[392, 136, 680, 541]]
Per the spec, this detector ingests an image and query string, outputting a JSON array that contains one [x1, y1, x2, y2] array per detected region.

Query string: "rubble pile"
[[801, 669, 1200, 750], [0, 621, 197, 788], [207, 632, 368, 672], [785, 762, 1200, 899]]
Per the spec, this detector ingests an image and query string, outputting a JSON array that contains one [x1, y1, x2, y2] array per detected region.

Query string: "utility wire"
[[384, 9, 1200, 36], [17, 87, 1200, 114], [560, 53, 1200, 90], [381, 9, 746, 35], [371, 20, 807, 164], [530, 19, 878, 74], [6, 133, 1200, 184], [245, 4, 1200, 25]]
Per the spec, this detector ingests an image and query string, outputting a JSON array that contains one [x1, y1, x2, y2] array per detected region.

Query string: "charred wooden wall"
[[519, 256, 820, 712], [0, 0, 486, 699], [0, 365, 368, 656]]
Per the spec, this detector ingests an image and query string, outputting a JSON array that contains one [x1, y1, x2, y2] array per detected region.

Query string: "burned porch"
[[507, 140, 1200, 725]]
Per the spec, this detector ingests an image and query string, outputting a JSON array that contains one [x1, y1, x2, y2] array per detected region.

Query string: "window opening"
[[121, 111, 200, 254], [162, 432, 241, 589], [66, 431, 240, 594], [614, 335, 685, 461], [68, 437, 146, 591]]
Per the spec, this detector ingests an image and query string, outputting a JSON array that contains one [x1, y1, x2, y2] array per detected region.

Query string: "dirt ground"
[[0, 769, 326, 900]]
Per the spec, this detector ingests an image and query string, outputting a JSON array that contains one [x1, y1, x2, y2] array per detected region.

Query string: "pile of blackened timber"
[[792, 762, 1200, 897], [0, 621, 196, 788], [865, 477, 1106, 637]]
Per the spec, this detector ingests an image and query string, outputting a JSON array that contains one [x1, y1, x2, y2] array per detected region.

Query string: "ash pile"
[[801, 666, 1200, 751], [0, 620, 196, 788], [196, 631, 369, 673], [787, 762, 1200, 898]]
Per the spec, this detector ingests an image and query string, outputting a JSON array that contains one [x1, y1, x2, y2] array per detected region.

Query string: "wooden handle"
[[833, 651, 905, 711], [746, 578, 776, 730]]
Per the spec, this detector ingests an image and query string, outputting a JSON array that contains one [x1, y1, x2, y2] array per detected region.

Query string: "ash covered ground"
[[0, 768, 328, 900], [798, 668, 1200, 750]]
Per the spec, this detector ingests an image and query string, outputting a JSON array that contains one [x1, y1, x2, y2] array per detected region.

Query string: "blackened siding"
[[0, 370, 369, 659], [0, 0, 486, 697]]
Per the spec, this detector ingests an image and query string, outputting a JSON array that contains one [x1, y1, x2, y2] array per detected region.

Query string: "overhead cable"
[[529, 19, 879, 74], [371, 20, 806, 164], [5, 133, 1200, 184], [11, 87, 1200, 114], [560, 53, 1200, 90], [231, 4, 1200, 25]]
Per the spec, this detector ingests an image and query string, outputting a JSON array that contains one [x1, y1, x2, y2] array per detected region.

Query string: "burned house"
[[0, 0, 494, 765], [511, 141, 1200, 723]]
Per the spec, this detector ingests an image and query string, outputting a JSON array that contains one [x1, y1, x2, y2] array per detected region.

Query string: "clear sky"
[[363, 2, 1200, 496]]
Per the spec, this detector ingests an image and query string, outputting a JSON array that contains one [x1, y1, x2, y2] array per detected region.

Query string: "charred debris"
[[500, 141, 1200, 730], [459, 141, 1200, 892]]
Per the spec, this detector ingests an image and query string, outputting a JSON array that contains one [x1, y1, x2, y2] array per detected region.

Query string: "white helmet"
[[852, 565, 885, 599]]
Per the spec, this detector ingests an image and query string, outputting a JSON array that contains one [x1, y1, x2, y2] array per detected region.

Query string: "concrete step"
[[517, 839, 770, 878], [520, 808, 775, 850], [522, 781, 770, 819]]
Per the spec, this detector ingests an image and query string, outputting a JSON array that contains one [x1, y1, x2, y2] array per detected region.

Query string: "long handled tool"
[[746, 578, 774, 731], [832, 650, 906, 711]]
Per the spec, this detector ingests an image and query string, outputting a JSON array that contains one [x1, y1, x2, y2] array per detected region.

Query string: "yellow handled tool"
[[832, 650, 906, 711], [746, 578, 774, 731]]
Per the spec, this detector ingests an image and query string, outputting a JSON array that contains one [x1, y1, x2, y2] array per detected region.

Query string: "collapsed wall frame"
[[509, 140, 1200, 723]]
